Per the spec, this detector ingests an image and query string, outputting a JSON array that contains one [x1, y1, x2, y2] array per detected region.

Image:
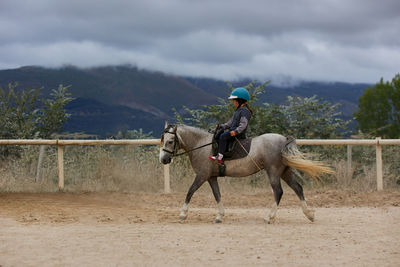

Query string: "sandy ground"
[[0, 190, 399, 266]]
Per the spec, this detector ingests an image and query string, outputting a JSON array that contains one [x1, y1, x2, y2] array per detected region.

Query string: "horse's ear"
[[164, 121, 169, 129], [173, 125, 178, 132]]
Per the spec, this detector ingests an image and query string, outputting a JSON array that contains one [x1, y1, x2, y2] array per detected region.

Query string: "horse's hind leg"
[[208, 176, 224, 223], [282, 167, 314, 222], [179, 174, 207, 221], [265, 170, 283, 224]]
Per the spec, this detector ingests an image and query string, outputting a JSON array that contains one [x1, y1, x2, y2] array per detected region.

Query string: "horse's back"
[[252, 133, 288, 156], [258, 133, 287, 144]]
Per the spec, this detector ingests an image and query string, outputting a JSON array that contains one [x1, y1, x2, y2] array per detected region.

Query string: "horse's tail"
[[282, 136, 334, 183]]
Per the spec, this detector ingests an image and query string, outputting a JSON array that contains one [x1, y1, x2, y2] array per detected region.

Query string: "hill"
[[0, 65, 217, 118], [0, 65, 371, 137], [64, 98, 164, 137]]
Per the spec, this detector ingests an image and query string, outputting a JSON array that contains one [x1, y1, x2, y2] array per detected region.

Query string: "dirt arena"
[[1, 190, 399, 266]]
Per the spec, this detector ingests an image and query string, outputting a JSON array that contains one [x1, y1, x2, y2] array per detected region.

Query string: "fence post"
[[376, 137, 383, 191], [160, 143, 171, 194], [346, 145, 352, 185], [164, 164, 171, 194], [57, 144, 65, 191], [35, 145, 46, 182], [162, 121, 171, 194]]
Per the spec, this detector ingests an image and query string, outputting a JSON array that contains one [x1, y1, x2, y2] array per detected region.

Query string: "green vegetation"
[[354, 74, 400, 138], [174, 81, 348, 139], [0, 83, 73, 158]]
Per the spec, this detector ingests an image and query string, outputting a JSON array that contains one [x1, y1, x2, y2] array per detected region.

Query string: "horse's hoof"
[[179, 214, 187, 221], [305, 211, 315, 222], [264, 216, 275, 224], [214, 217, 223, 223]]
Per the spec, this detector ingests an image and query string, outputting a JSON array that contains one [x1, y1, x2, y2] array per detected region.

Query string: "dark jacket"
[[220, 105, 252, 139]]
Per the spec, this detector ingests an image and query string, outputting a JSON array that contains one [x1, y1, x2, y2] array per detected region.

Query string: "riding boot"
[[208, 153, 223, 164]]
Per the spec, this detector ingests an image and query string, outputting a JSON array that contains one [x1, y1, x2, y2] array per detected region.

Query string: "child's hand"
[[230, 131, 236, 136]]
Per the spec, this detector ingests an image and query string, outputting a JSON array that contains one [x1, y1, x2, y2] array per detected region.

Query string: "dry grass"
[[330, 160, 378, 191], [0, 144, 399, 193]]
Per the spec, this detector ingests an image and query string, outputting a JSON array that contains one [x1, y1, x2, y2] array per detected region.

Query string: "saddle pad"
[[225, 138, 252, 161]]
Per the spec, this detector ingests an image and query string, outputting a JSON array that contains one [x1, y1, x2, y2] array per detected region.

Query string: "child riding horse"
[[209, 87, 253, 164]]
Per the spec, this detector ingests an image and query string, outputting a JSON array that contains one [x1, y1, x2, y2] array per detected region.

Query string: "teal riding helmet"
[[228, 87, 250, 101]]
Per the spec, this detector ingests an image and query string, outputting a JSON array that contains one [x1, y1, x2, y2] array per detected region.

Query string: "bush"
[[0, 83, 73, 158], [174, 81, 349, 139]]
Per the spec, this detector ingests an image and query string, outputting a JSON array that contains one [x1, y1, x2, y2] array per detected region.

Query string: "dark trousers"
[[218, 132, 234, 155]]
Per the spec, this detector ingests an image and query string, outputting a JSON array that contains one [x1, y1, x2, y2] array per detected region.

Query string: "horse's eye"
[[168, 140, 173, 145]]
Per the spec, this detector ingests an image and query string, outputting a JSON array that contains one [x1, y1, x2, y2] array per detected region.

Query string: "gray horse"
[[160, 124, 332, 223]]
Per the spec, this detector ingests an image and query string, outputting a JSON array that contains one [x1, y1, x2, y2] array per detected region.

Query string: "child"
[[209, 87, 253, 164]]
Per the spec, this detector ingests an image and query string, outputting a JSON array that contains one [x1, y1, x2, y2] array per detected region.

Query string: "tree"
[[0, 83, 74, 157], [275, 95, 347, 139], [38, 85, 74, 138], [354, 74, 400, 138], [0, 84, 40, 139]]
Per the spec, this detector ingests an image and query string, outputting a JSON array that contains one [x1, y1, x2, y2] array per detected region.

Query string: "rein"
[[174, 141, 215, 157]]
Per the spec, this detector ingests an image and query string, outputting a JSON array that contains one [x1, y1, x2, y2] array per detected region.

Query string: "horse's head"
[[160, 124, 179, 164]]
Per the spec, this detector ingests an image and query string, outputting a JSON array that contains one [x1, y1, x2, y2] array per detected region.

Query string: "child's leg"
[[218, 132, 233, 156]]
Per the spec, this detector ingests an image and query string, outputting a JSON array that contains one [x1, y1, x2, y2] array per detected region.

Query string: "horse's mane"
[[178, 124, 209, 135]]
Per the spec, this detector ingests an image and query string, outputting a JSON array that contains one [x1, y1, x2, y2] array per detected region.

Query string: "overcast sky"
[[0, 0, 399, 83]]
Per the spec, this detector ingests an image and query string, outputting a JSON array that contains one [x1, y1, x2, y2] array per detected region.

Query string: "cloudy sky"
[[0, 0, 399, 83]]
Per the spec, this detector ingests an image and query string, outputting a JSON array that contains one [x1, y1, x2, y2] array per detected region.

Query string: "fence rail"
[[0, 139, 161, 146], [296, 139, 400, 145], [0, 138, 398, 192]]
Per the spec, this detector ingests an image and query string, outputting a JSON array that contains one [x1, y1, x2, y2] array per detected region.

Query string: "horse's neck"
[[177, 125, 210, 151]]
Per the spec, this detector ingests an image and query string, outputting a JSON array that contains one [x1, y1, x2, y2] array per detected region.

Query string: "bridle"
[[161, 125, 215, 158], [161, 126, 180, 156]]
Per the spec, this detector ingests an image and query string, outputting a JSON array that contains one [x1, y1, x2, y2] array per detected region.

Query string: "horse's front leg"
[[179, 174, 208, 221], [208, 176, 225, 223]]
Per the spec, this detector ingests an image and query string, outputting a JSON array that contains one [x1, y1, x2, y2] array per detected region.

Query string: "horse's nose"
[[161, 158, 171, 164]]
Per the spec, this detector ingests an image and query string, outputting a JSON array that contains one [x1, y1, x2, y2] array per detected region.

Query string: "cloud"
[[0, 0, 399, 83]]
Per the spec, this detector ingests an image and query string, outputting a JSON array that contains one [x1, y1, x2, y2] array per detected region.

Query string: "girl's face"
[[232, 99, 239, 108]]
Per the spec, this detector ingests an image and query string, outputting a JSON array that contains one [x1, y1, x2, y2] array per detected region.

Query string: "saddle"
[[211, 130, 252, 161], [211, 130, 252, 177]]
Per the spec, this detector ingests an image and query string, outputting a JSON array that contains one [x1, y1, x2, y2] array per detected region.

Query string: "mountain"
[[64, 98, 164, 136], [0, 65, 371, 137], [0, 65, 217, 118]]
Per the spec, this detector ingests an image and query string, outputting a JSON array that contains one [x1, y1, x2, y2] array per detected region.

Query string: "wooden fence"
[[0, 138, 399, 192]]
